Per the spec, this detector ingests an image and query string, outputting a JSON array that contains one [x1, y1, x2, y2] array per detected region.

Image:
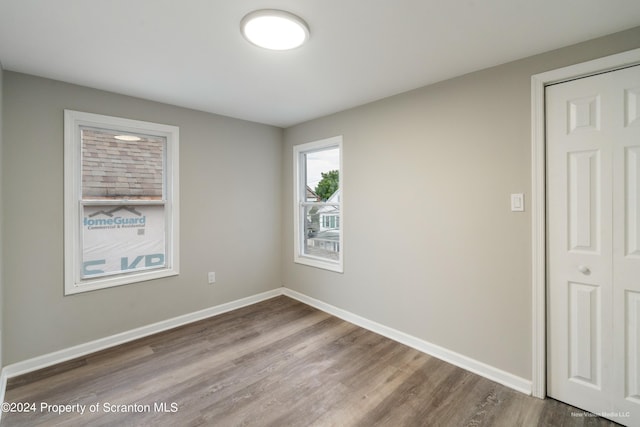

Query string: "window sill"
[[65, 268, 179, 295], [294, 256, 343, 273]]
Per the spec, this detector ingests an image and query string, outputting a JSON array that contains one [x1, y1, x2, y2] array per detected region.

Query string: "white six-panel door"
[[547, 65, 640, 426]]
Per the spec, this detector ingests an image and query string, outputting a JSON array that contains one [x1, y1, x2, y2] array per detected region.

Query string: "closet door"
[[547, 64, 640, 426]]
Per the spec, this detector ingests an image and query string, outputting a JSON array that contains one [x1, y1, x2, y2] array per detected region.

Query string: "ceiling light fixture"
[[240, 9, 309, 51], [114, 135, 142, 142]]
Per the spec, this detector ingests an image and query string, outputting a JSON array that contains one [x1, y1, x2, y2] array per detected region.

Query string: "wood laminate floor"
[[1, 296, 618, 426]]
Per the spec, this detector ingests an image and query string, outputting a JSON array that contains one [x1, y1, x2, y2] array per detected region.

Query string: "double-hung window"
[[293, 136, 343, 272], [64, 110, 179, 295]]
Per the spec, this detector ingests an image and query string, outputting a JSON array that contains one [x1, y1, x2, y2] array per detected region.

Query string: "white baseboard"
[[0, 285, 531, 413], [0, 367, 7, 417], [0, 288, 282, 382], [282, 288, 532, 395]]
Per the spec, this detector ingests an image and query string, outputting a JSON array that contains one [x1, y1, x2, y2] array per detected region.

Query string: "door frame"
[[531, 47, 640, 399]]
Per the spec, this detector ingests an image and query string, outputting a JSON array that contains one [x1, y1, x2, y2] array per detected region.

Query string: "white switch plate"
[[208, 272, 216, 284], [511, 193, 524, 212]]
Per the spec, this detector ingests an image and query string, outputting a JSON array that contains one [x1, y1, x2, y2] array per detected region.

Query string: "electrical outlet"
[[208, 272, 216, 284]]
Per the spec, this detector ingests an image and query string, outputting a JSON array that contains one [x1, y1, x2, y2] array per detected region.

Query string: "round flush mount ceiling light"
[[114, 135, 141, 142], [241, 9, 309, 50]]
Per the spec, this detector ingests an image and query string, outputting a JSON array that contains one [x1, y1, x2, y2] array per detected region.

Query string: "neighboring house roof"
[[326, 189, 340, 203], [317, 189, 341, 214], [81, 128, 164, 200], [306, 186, 319, 202]]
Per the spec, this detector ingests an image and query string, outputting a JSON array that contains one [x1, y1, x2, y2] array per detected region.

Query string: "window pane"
[[305, 148, 339, 202], [81, 127, 165, 200], [81, 204, 166, 278], [302, 203, 340, 261]]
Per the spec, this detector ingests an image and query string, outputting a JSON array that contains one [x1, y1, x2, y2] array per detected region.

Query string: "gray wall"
[[282, 27, 640, 380], [3, 25, 640, 377], [2, 72, 283, 364]]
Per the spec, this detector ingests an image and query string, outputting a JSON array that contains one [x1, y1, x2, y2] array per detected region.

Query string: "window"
[[293, 136, 343, 272], [64, 110, 179, 294]]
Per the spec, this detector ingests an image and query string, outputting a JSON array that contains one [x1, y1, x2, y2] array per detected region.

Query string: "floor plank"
[[0, 296, 619, 426]]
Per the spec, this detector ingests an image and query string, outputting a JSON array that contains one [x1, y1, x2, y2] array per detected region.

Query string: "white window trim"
[[293, 136, 343, 273], [64, 110, 180, 295]]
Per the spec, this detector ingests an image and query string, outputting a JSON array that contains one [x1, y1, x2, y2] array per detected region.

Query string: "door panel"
[[627, 291, 640, 403], [567, 149, 601, 252], [568, 95, 600, 133], [625, 87, 640, 127], [626, 147, 640, 257], [568, 282, 601, 387]]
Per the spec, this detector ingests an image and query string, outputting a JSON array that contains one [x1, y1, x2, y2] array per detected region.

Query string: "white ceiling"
[[1, 1, 639, 127]]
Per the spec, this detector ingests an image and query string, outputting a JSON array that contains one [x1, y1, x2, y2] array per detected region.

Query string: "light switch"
[[511, 193, 524, 212]]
